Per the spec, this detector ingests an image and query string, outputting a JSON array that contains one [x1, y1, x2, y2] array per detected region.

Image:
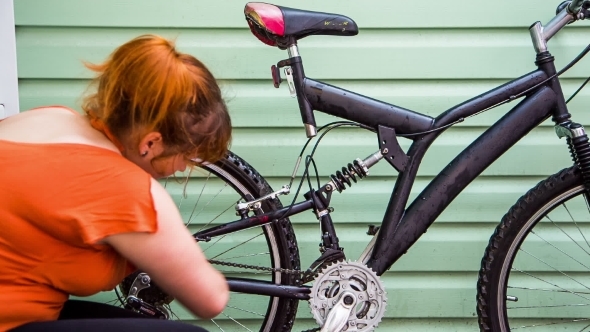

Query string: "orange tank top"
[[0, 139, 157, 330]]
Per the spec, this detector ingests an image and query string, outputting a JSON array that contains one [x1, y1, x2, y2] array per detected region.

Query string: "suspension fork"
[[556, 120, 590, 209], [556, 122, 590, 189], [534, 48, 590, 189], [537, 50, 590, 189]]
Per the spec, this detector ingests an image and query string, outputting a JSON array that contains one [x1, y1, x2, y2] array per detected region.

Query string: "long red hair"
[[83, 34, 231, 165]]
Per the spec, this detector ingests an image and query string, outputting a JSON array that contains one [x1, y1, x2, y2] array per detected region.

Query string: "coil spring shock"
[[567, 123, 590, 188], [330, 159, 369, 192]]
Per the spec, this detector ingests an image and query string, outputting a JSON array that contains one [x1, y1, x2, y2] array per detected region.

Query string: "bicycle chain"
[[208, 259, 306, 277]]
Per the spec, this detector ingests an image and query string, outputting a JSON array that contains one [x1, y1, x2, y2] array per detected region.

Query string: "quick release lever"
[[271, 58, 295, 88]]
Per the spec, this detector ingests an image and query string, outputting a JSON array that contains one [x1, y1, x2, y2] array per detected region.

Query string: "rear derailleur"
[[120, 272, 170, 319]]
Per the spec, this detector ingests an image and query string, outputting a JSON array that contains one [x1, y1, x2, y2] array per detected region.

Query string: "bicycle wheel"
[[477, 166, 590, 331], [119, 151, 301, 332]]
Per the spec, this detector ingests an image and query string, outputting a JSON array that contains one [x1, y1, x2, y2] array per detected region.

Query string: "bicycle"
[[114, 1, 590, 331]]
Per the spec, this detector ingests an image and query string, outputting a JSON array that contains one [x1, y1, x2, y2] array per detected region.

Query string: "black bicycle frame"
[[366, 81, 557, 273], [195, 51, 569, 300], [294, 52, 567, 275]]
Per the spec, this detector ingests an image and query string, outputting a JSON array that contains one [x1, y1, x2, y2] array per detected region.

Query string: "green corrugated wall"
[[13, 0, 590, 330]]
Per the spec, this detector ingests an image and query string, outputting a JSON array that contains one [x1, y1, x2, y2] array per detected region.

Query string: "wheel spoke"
[[530, 229, 590, 272], [508, 285, 590, 296], [518, 248, 590, 293], [203, 235, 225, 253], [546, 215, 590, 257], [210, 319, 225, 331], [193, 183, 230, 231], [199, 200, 239, 230], [563, 202, 590, 252], [225, 305, 266, 317], [210, 232, 265, 260], [185, 172, 211, 227], [202, 234, 228, 254], [221, 312, 253, 331], [511, 267, 590, 302], [508, 303, 590, 309]]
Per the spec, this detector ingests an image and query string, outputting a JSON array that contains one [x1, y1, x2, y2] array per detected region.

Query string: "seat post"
[[285, 43, 317, 137], [287, 44, 300, 58]]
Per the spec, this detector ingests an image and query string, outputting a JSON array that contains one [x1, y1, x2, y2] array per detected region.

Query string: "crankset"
[[309, 261, 387, 332]]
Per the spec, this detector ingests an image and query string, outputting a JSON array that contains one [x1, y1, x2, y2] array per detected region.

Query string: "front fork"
[[556, 122, 590, 188]]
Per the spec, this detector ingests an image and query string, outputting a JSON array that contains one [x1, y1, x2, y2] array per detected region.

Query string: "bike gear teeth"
[[308, 261, 387, 331]]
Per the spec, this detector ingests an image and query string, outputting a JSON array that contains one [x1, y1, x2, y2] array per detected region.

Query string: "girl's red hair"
[[83, 34, 231, 164]]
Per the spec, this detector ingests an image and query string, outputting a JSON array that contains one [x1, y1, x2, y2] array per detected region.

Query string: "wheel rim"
[[499, 184, 590, 331], [200, 164, 282, 332], [110, 163, 287, 331]]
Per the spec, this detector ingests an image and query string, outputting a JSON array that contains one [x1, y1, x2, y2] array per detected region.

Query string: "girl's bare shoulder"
[[0, 106, 119, 153]]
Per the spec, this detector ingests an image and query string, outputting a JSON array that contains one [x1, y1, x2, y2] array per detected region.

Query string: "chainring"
[[309, 261, 387, 331]]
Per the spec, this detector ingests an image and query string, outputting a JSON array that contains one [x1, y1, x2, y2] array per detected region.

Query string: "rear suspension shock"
[[328, 151, 384, 192]]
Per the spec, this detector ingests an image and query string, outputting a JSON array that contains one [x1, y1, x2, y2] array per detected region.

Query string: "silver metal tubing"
[[287, 44, 300, 58], [364, 150, 384, 169], [529, 8, 574, 54], [544, 9, 574, 41], [555, 122, 587, 139], [571, 126, 586, 138], [305, 123, 317, 137], [529, 22, 546, 54]]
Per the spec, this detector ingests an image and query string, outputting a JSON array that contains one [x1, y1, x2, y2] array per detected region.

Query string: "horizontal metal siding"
[[12, 0, 590, 28], [18, 78, 590, 127], [14, 26, 590, 80], [14, 1, 588, 330]]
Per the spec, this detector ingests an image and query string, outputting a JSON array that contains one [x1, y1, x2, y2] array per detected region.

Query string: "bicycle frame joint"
[[377, 125, 409, 172]]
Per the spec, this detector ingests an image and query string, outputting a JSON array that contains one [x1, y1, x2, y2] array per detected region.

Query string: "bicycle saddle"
[[244, 2, 358, 48]]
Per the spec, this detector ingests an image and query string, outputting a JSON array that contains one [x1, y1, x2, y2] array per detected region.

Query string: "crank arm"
[[320, 292, 356, 332]]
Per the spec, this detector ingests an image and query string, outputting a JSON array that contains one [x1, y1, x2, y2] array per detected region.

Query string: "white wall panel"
[[0, 0, 18, 118]]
